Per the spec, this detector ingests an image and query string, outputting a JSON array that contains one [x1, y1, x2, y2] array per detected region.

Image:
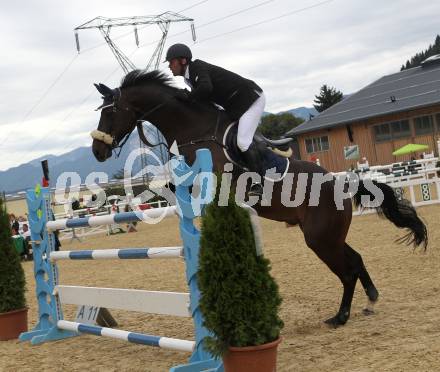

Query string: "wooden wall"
[[297, 104, 440, 171]]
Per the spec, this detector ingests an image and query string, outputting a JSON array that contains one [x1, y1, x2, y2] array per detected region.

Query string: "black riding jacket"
[[187, 59, 262, 121]]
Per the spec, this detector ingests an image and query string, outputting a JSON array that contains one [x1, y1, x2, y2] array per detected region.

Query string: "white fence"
[[333, 157, 440, 216]]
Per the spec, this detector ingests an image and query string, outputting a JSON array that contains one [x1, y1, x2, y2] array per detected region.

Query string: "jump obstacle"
[[20, 149, 223, 372]]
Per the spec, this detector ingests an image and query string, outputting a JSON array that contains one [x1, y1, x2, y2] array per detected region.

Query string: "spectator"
[[124, 204, 137, 233], [11, 226, 20, 237], [21, 224, 33, 261], [11, 226, 28, 260], [9, 213, 19, 233], [22, 223, 31, 240]]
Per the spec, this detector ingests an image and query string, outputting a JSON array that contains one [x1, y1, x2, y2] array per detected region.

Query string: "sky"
[[1, 0, 439, 171]]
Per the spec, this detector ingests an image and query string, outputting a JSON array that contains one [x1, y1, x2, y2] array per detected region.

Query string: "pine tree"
[[198, 192, 283, 357], [401, 35, 440, 70], [313, 84, 344, 113], [0, 198, 26, 313]]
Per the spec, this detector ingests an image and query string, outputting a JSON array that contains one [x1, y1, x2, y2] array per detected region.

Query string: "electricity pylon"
[[75, 12, 196, 186], [74, 12, 196, 72]]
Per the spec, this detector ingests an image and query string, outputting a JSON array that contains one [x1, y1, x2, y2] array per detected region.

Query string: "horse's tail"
[[353, 180, 428, 250]]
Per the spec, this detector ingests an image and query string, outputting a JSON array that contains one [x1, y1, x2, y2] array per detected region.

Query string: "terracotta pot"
[[0, 308, 28, 341], [223, 337, 281, 372]]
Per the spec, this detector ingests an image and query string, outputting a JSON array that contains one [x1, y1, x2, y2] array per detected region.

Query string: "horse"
[[91, 69, 428, 327]]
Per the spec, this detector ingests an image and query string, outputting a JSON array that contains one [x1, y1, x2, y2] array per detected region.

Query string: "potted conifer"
[[198, 193, 283, 372], [0, 198, 27, 340]]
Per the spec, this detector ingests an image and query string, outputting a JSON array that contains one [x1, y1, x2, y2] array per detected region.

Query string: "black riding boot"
[[241, 144, 264, 196]]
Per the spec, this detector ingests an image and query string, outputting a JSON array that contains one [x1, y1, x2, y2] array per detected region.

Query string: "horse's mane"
[[120, 69, 176, 90], [119, 68, 221, 116]]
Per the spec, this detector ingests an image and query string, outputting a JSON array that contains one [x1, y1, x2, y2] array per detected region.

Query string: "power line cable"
[[193, 0, 275, 30], [15, 58, 129, 164], [0, 54, 79, 146], [197, 0, 335, 43], [178, 0, 210, 12], [139, 0, 276, 48]]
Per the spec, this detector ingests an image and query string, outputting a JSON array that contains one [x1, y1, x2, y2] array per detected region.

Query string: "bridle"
[[91, 87, 167, 157], [91, 83, 227, 158]]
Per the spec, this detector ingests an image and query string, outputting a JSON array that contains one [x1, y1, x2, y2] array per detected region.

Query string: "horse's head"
[[91, 83, 138, 162]]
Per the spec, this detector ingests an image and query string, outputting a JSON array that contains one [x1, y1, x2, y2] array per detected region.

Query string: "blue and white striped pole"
[[46, 206, 177, 231], [50, 247, 183, 261], [57, 320, 195, 352]]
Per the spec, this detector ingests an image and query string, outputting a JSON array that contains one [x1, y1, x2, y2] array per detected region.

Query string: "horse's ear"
[[94, 83, 114, 98]]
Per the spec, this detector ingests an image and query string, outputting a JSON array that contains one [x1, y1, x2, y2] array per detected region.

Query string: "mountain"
[[2, 106, 317, 194], [1, 127, 167, 194], [263, 107, 318, 121], [282, 107, 318, 121]]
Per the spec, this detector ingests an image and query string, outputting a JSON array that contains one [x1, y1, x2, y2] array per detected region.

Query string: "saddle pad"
[[223, 123, 289, 182]]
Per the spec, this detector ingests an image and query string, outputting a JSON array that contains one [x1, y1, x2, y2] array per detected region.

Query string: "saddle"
[[223, 122, 293, 181]]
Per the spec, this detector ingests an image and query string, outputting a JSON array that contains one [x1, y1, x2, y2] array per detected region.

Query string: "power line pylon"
[[74, 12, 196, 72], [74, 12, 196, 187]]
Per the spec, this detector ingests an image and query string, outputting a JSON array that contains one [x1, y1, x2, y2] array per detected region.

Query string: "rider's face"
[[168, 58, 186, 76]]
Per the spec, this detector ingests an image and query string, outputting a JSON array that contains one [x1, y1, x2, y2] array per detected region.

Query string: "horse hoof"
[[362, 308, 375, 316], [366, 287, 379, 302], [324, 316, 346, 328]]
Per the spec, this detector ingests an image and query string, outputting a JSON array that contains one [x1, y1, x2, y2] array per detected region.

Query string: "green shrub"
[[0, 198, 26, 313], [198, 195, 283, 357]]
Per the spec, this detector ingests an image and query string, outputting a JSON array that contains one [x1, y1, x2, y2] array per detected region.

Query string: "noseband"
[[90, 129, 114, 146]]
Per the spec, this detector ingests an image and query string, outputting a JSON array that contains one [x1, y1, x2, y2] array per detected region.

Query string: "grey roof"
[[289, 60, 440, 135]]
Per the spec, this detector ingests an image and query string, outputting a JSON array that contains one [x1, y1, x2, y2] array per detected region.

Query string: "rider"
[[165, 43, 266, 196]]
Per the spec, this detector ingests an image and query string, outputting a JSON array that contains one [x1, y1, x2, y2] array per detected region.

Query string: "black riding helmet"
[[164, 43, 192, 62]]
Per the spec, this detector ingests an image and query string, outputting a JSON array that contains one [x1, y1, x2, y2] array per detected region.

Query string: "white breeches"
[[237, 92, 266, 152]]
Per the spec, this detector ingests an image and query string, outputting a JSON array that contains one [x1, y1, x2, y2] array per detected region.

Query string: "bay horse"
[[91, 69, 428, 327]]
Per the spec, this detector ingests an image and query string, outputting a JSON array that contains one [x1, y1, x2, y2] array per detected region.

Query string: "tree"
[[198, 190, 283, 357], [313, 84, 344, 113], [0, 198, 26, 313], [401, 35, 440, 70], [258, 112, 303, 138]]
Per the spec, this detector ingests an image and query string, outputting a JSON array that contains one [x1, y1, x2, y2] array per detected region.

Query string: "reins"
[[174, 111, 227, 150]]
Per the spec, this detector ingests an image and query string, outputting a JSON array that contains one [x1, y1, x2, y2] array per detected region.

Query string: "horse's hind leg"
[[345, 243, 379, 315], [303, 233, 358, 327], [325, 246, 358, 327]]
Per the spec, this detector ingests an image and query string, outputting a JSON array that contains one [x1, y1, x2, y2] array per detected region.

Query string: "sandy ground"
[[1, 205, 439, 372]]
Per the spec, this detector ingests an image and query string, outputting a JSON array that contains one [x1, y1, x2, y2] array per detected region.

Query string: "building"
[[289, 55, 440, 172]]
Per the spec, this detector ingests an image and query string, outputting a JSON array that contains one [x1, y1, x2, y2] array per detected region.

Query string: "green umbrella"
[[392, 143, 429, 156]]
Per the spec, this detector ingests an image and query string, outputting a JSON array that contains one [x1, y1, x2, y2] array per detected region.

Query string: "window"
[[305, 136, 329, 153], [436, 114, 440, 132], [305, 139, 314, 153], [391, 120, 410, 138], [414, 115, 434, 135], [374, 120, 411, 142], [374, 123, 391, 142]]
